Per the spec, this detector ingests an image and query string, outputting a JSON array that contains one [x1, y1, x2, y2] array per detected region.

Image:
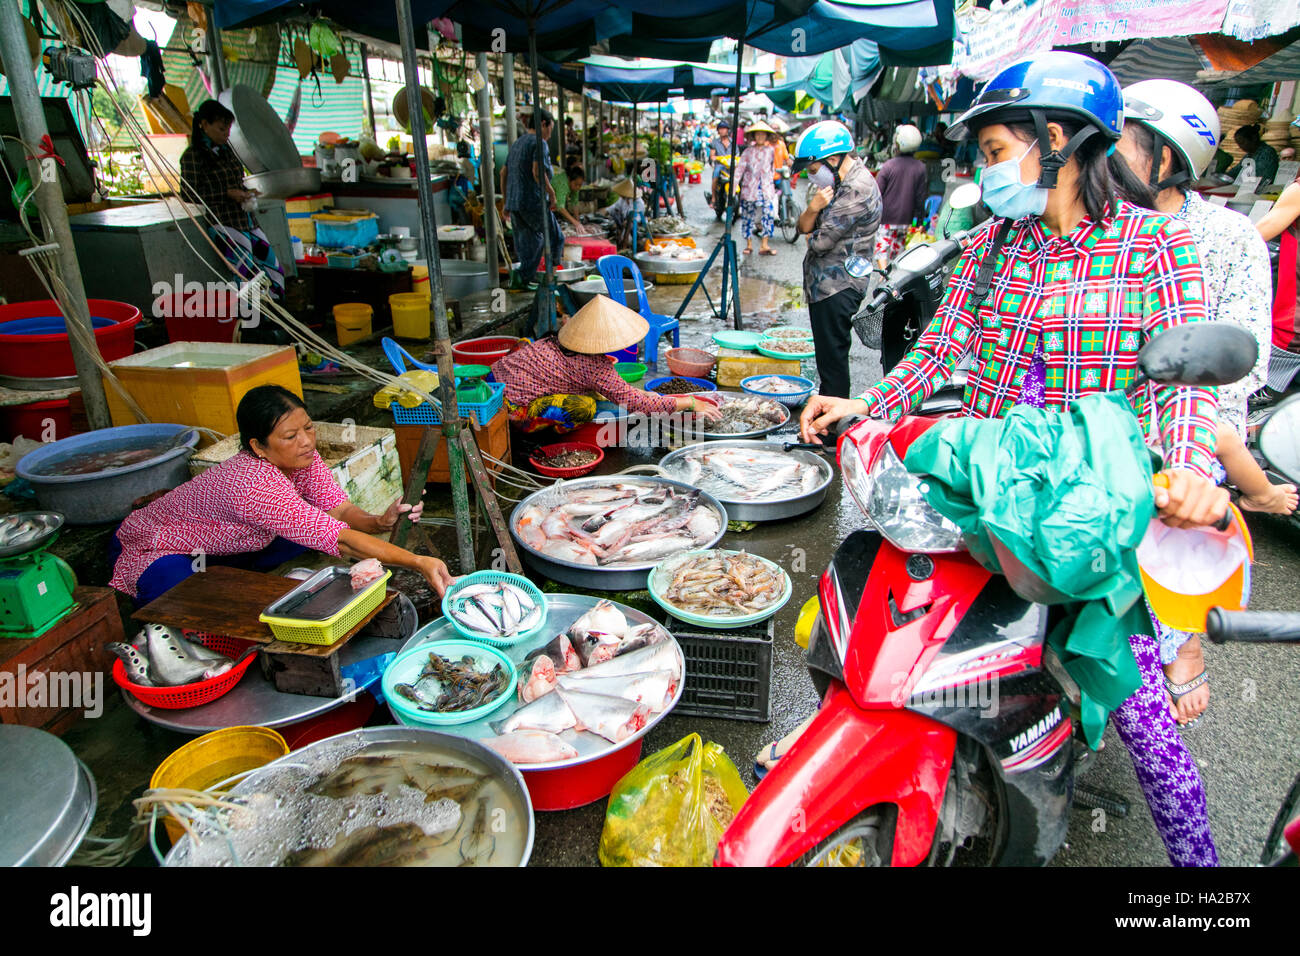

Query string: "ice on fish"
[[484, 731, 579, 764], [558, 689, 651, 743]]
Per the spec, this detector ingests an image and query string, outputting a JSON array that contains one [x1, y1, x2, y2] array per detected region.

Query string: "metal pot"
[[568, 277, 654, 306], [244, 167, 322, 199], [658, 440, 833, 521], [509, 476, 728, 590], [0, 726, 97, 866], [554, 264, 588, 282], [440, 260, 492, 300]]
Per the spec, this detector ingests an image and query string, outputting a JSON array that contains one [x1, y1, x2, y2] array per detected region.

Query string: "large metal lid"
[[218, 85, 301, 174], [0, 726, 97, 866]]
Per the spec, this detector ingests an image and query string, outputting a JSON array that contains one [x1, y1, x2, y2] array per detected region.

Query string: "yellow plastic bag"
[[598, 733, 749, 867]]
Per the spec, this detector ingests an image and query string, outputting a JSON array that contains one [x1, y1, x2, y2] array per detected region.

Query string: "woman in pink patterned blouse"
[[109, 386, 452, 606]]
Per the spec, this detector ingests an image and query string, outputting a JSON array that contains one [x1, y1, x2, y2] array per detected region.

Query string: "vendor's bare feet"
[[1239, 481, 1299, 515], [1164, 635, 1209, 726]]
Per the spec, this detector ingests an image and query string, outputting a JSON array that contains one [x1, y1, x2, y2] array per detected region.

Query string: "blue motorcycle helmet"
[[948, 51, 1125, 190], [792, 120, 855, 174]]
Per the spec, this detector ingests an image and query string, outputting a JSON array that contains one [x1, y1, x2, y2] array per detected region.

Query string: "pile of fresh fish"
[[762, 327, 814, 340], [649, 216, 689, 233], [107, 624, 237, 687], [663, 445, 824, 501], [642, 245, 706, 261], [0, 513, 57, 551], [745, 376, 807, 395], [515, 481, 723, 567], [701, 396, 788, 435], [349, 558, 385, 591], [657, 550, 786, 617], [394, 652, 509, 713], [485, 602, 683, 764], [447, 579, 543, 640]]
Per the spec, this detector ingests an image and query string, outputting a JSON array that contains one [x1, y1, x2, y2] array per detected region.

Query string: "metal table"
[[121, 634, 397, 735]]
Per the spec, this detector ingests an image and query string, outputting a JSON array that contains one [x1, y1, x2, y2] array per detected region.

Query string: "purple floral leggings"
[[1021, 345, 1217, 866]]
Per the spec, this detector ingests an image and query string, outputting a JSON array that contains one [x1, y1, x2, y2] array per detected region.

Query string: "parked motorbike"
[[714, 322, 1258, 867], [710, 155, 736, 221]]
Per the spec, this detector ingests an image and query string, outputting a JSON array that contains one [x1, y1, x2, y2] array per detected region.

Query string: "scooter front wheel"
[[797, 807, 892, 867]]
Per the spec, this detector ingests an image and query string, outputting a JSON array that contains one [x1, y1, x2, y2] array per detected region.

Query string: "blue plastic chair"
[[924, 194, 944, 223], [595, 254, 680, 366], [382, 337, 438, 375]]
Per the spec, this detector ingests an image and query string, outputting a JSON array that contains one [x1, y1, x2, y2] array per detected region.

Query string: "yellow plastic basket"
[[259, 570, 392, 645]]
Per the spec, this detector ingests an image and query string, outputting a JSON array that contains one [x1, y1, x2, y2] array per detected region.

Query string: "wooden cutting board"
[[132, 566, 396, 656]]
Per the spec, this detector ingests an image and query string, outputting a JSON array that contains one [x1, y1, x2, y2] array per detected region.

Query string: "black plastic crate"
[[670, 616, 774, 722]]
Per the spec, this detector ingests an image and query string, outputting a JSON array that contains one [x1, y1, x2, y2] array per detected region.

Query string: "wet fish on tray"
[[659, 551, 785, 617], [701, 396, 787, 435], [517, 654, 558, 704], [484, 731, 579, 764], [564, 640, 682, 683], [526, 633, 582, 673], [558, 689, 651, 743], [491, 690, 577, 735], [556, 669, 677, 713], [513, 480, 722, 568], [446, 581, 543, 640], [140, 623, 234, 686], [663, 445, 823, 502], [567, 600, 627, 667]]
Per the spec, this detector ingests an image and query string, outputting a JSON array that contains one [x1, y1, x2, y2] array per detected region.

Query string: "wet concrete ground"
[[63, 175, 1300, 868]]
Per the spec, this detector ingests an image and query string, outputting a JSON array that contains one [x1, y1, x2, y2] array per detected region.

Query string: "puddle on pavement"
[[645, 273, 804, 329]]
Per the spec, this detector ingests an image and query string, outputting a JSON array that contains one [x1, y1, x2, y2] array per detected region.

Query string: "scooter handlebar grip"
[[1205, 609, 1300, 644], [1151, 474, 1233, 531]]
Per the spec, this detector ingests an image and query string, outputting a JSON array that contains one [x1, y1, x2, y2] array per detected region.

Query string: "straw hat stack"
[[1263, 118, 1292, 151], [1218, 100, 1263, 159], [557, 295, 649, 355]]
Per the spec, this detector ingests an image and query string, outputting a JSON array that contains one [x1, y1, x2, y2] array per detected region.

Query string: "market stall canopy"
[[765, 40, 882, 113], [214, 0, 952, 63], [542, 54, 772, 103]]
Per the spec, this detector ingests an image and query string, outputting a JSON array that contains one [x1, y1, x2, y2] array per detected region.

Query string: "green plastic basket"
[[382, 642, 517, 726], [648, 549, 792, 630], [258, 570, 391, 645], [615, 361, 647, 383], [713, 330, 764, 351], [440, 570, 549, 648]]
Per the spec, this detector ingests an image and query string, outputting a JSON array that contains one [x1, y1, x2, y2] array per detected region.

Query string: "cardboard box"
[[190, 422, 403, 515]]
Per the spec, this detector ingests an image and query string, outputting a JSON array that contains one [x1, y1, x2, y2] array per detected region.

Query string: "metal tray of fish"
[[393, 595, 685, 771], [634, 251, 706, 274], [261, 566, 366, 622], [669, 394, 792, 442], [509, 476, 728, 591], [0, 511, 63, 558], [658, 440, 834, 521]]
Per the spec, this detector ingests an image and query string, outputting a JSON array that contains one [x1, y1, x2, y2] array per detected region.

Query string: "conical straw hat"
[[611, 177, 635, 199], [558, 294, 649, 354], [745, 120, 777, 137]]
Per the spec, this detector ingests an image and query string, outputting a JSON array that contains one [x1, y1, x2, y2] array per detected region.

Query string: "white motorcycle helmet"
[[1122, 79, 1220, 190], [894, 124, 922, 154]]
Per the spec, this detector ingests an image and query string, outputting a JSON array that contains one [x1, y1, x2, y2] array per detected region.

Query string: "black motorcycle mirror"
[[1259, 393, 1300, 485], [1136, 322, 1258, 387]]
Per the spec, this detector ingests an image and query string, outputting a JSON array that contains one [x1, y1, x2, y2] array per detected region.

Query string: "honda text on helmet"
[[947, 51, 1125, 221], [1122, 78, 1220, 190], [793, 120, 854, 189]]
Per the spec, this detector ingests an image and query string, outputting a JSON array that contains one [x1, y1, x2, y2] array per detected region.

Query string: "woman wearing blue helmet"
[[789, 52, 1229, 866]]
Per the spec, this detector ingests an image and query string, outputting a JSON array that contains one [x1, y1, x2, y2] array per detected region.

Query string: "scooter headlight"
[[844, 439, 964, 553]]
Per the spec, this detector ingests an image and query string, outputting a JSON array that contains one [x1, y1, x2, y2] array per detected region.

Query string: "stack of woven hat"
[[1217, 99, 1263, 159]]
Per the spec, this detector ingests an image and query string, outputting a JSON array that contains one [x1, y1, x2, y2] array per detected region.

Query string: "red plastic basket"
[[111, 632, 258, 709], [529, 441, 605, 478]]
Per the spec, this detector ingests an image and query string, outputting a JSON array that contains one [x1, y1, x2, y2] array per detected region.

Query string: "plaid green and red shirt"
[[860, 202, 1220, 477]]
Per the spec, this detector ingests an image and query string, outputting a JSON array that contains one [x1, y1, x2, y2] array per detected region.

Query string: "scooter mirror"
[[1137, 322, 1258, 387], [1259, 394, 1300, 485], [948, 182, 982, 210]]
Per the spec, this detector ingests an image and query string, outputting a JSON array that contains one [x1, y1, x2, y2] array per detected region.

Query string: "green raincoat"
[[903, 392, 1157, 747]]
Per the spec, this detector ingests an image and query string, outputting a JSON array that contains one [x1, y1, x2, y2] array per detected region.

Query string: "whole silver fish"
[[491, 689, 577, 735], [565, 641, 682, 682], [558, 689, 651, 743], [556, 669, 677, 713], [142, 624, 223, 686], [106, 642, 154, 686]]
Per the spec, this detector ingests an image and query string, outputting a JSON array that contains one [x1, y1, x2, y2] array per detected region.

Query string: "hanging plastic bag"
[[598, 733, 748, 867]]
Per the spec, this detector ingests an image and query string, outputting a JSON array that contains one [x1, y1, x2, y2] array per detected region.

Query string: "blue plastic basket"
[[440, 570, 549, 648], [740, 374, 816, 407], [390, 380, 505, 427]]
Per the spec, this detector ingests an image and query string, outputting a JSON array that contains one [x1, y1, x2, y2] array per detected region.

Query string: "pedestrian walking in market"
[[736, 120, 778, 256], [792, 120, 882, 398], [872, 123, 931, 371], [502, 109, 563, 294]]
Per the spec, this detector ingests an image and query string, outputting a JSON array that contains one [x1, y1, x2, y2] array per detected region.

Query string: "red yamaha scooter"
[[714, 322, 1258, 867]]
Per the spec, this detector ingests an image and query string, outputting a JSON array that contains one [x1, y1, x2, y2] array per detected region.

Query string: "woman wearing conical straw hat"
[[491, 295, 723, 432]]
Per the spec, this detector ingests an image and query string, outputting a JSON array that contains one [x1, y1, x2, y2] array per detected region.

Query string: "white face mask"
[[809, 163, 836, 189]]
